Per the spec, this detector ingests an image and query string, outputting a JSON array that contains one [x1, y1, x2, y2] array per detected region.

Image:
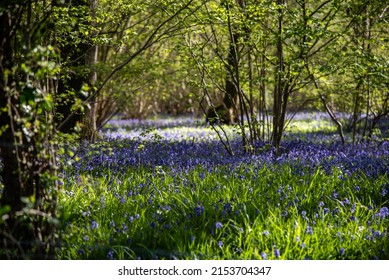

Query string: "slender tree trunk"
[[55, 0, 91, 135], [272, 0, 286, 150], [81, 0, 99, 140]]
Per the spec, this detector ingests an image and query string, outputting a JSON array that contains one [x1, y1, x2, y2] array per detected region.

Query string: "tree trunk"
[[272, 0, 286, 150], [55, 0, 93, 136], [81, 0, 99, 140]]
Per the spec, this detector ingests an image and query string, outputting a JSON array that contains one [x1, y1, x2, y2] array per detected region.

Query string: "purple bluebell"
[[223, 203, 232, 214], [340, 248, 345, 256], [194, 205, 204, 217], [274, 248, 280, 258], [107, 250, 114, 260], [306, 226, 313, 235], [215, 222, 223, 229], [90, 220, 98, 230], [376, 207, 389, 219]]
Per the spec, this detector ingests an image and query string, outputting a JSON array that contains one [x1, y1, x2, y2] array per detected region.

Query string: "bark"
[[55, 0, 91, 135], [272, 0, 286, 150], [0, 8, 24, 213]]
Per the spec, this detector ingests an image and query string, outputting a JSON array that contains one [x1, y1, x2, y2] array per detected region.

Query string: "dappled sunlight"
[[54, 113, 389, 260]]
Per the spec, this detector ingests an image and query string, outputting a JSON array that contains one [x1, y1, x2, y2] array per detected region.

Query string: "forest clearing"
[[56, 113, 389, 260]]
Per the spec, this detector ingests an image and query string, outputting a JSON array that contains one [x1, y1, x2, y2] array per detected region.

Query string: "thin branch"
[[57, 0, 194, 131]]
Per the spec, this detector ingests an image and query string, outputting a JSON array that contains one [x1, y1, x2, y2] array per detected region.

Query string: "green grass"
[[57, 164, 389, 260], [55, 113, 389, 260]]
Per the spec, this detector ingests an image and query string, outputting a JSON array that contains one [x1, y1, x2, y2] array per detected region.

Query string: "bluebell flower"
[[82, 211, 91, 217], [218, 240, 223, 248], [90, 220, 98, 230], [306, 226, 313, 235], [375, 207, 389, 219], [107, 249, 114, 260], [215, 222, 223, 229], [372, 230, 382, 238], [340, 248, 345, 256], [163, 223, 171, 230], [318, 201, 324, 207], [260, 252, 267, 260], [263, 230, 270, 236], [332, 208, 340, 215], [223, 203, 232, 214], [274, 248, 280, 258], [194, 205, 204, 217]]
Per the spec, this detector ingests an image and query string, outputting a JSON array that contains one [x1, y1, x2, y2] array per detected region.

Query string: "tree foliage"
[[0, 0, 388, 258]]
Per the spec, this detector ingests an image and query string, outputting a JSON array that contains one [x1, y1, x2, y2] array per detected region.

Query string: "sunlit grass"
[[57, 164, 389, 260], [56, 112, 388, 260]]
